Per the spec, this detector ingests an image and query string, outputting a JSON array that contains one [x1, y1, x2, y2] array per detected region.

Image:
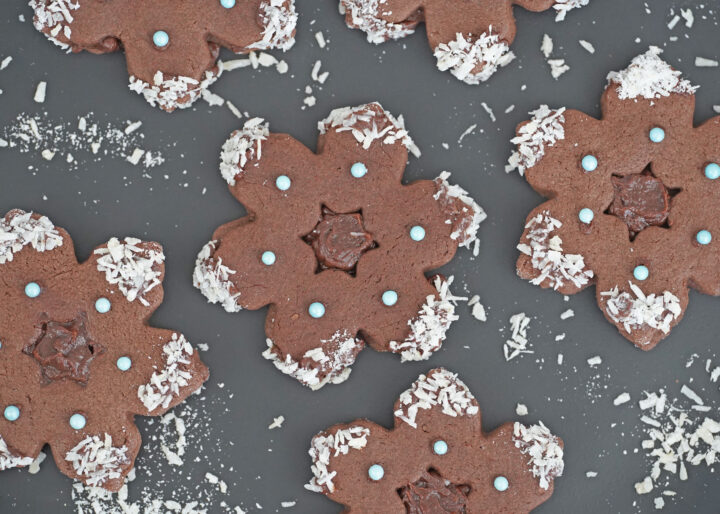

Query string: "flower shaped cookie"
[[30, 0, 297, 111], [0, 209, 208, 490], [307, 368, 564, 512], [194, 103, 485, 389], [509, 47, 720, 349], [340, 0, 588, 84]]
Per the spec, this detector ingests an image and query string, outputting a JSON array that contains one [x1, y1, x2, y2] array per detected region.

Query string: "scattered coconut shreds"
[[513, 422, 564, 490], [541, 34, 553, 58], [480, 102, 496, 122], [516, 403, 529, 416], [548, 58, 570, 79], [467, 295, 487, 322], [457, 124, 477, 145], [506, 106, 566, 176], [0, 56, 12, 70], [586, 471, 598, 478], [560, 309, 574, 320], [553, 0, 589, 22], [613, 392, 631, 406], [579, 40, 595, 54], [587, 355, 602, 367], [433, 30, 516, 85], [33, 81, 47, 103], [315, 31, 326, 48], [503, 312, 534, 361], [28, 451, 47, 474], [268, 416, 285, 430], [695, 56, 719, 68]]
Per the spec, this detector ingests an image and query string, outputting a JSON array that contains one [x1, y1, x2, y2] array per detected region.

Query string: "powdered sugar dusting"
[[434, 30, 515, 85], [513, 421, 565, 490], [219, 117, 269, 186], [340, 0, 416, 44], [433, 171, 487, 256], [606, 46, 698, 100], [0, 209, 63, 264], [65, 434, 130, 487], [138, 333, 198, 412], [506, 106, 566, 176], [249, 0, 298, 52], [193, 241, 242, 313], [306, 425, 370, 494], [394, 368, 479, 429], [0, 435, 34, 470]]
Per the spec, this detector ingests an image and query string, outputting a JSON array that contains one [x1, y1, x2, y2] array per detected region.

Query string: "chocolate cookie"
[[193, 103, 485, 389], [0, 209, 208, 490], [509, 47, 720, 349], [306, 368, 564, 512], [339, 0, 588, 84], [29, 0, 297, 111]]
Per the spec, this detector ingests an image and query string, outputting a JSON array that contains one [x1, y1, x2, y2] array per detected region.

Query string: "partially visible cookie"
[[0, 209, 208, 490], [339, 0, 588, 84], [306, 368, 564, 512], [510, 47, 720, 349], [29, 0, 297, 111], [194, 103, 486, 389]]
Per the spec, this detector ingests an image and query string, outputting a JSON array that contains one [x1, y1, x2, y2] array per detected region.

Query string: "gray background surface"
[[1, 0, 719, 512]]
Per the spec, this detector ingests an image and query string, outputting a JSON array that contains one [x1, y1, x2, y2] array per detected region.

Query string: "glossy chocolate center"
[[398, 469, 471, 514], [607, 170, 675, 239]]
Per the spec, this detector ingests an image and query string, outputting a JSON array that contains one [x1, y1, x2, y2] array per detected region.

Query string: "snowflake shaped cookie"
[[510, 47, 720, 349], [0, 209, 208, 490], [194, 103, 485, 389]]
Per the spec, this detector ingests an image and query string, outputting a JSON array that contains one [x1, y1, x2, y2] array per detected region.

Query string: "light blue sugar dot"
[[275, 175, 291, 191], [649, 127, 665, 143], [220, 0, 235, 7], [696, 230, 712, 245], [152, 30, 169, 48], [117, 356, 132, 372], [350, 162, 368, 178], [409, 225, 426, 241], [4, 405, 20, 422], [368, 464, 384, 481], [261, 251, 276, 266], [433, 440, 448, 455], [382, 290, 398, 306], [581, 155, 598, 172], [578, 208, 594, 224], [494, 475, 509, 492], [25, 282, 41, 298], [69, 413, 86, 430], [704, 163, 720, 180], [633, 265, 649, 281], [0, 340, 3, 350], [308, 302, 325, 319], [95, 297, 111, 313]]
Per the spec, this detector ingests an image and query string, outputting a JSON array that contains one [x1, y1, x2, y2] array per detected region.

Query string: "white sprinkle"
[[33, 81, 47, 103]]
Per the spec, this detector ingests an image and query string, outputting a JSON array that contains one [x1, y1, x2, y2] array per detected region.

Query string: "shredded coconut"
[[553, 0, 590, 22], [219, 117, 269, 186], [503, 312, 534, 361], [0, 209, 63, 264], [434, 30, 515, 85], [433, 171, 486, 256], [306, 425, 370, 493], [29, 0, 79, 51], [0, 435, 34, 470], [138, 334, 197, 412], [193, 241, 242, 313], [340, 0, 416, 44], [248, 0, 298, 52], [513, 422, 565, 490], [128, 69, 221, 112], [506, 105, 566, 175], [65, 434, 130, 487]]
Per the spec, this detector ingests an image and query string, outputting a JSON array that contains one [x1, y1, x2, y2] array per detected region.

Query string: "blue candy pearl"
[[350, 162, 368, 178], [69, 413, 86, 430], [152, 30, 169, 47], [25, 282, 41, 298], [117, 356, 132, 372], [649, 127, 665, 143], [633, 265, 649, 281], [382, 290, 398, 306], [95, 297, 111, 313], [220, 0, 235, 7], [581, 155, 598, 172], [4, 405, 20, 421], [494, 476, 509, 492], [410, 225, 426, 241], [261, 251, 276, 266], [578, 208, 594, 224], [275, 175, 291, 191], [696, 230, 712, 245], [368, 464, 384, 481], [308, 302, 325, 319], [0, 340, 3, 350], [433, 440, 448, 455], [705, 163, 720, 180]]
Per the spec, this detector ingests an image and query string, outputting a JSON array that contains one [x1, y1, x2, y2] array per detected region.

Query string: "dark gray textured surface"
[[1, 0, 719, 512]]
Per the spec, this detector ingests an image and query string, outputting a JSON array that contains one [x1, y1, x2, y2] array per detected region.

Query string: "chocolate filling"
[[24, 312, 105, 385], [303, 207, 376, 274], [398, 469, 471, 514]]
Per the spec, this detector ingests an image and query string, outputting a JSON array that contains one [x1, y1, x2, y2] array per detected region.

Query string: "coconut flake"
[[0, 209, 63, 264], [193, 241, 242, 313], [128, 69, 221, 111], [137, 333, 197, 412], [513, 421, 565, 490], [0, 435, 34, 470], [306, 425, 370, 494], [506, 105, 566, 175], [434, 30, 515, 85], [433, 171, 486, 256], [249, 0, 297, 52], [340, 0, 416, 44], [219, 118, 269, 186], [65, 434, 130, 487], [30, 0, 79, 51], [553, 0, 590, 22]]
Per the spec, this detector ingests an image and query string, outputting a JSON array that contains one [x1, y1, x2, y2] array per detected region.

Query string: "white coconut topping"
[[249, 0, 298, 52], [601, 282, 682, 342], [553, 0, 589, 22], [506, 105, 566, 176], [0, 209, 63, 264], [128, 69, 221, 111], [262, 331, 363, 390], [517, 211, 594, 290], [219, 117, 269, 186], [0, 435, 34, 470], [192, 240, 242, 313], [434, 30, 515, 85], [513, 421, 565, 490], [306, 425, 370, 494], [318, 102, 421, 158], [340, 0, 416, 44], [65, 433, 130, 487], [389, 276, 465, 362], [29, 0, 79, 51], [138, 333, 196, 412], [94, 237, 164, 307], [394, 369, 479, 429], [606, 46, 698, 100], [434, 171, 487, 256]]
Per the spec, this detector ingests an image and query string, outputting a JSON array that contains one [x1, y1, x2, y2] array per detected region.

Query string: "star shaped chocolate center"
[[398, 469, 471, 514]]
